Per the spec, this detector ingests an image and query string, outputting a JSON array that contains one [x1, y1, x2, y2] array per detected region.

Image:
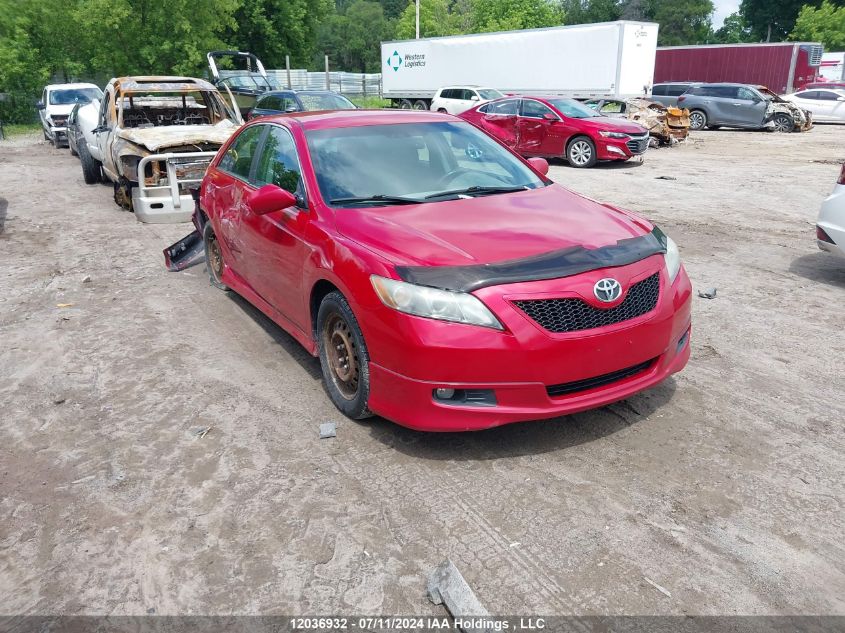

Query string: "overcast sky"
[[712, 0, 740, 28]]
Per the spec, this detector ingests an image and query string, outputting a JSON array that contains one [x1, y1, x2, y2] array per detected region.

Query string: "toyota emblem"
[[594, 278, 622, 303]]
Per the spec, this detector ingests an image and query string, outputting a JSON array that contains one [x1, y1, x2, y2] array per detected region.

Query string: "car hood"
[[334, 184, 653, 268], [46, 104, 76, 117], [117, 120, 236, 151], [576, 117, 649, 135]]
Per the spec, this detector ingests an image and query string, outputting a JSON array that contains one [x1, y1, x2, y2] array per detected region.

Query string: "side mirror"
[[248, 184, 297, 215], [36, 101, 45, 110], [542, 112, 557, 121], [527, 157, 549, 176], [284, 106, 299, 113], [470, 95, 479, 101], [92, 125, 108, 134]]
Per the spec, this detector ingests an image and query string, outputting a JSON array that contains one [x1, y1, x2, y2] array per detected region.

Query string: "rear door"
[[239, 125, 312, 329], [478, 98, 520, 149]]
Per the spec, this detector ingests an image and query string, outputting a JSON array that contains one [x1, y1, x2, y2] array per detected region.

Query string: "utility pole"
[[416, 0, 420, 39]]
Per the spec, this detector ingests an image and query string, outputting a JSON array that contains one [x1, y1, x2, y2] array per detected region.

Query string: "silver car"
[[676, 83, 811, 132]]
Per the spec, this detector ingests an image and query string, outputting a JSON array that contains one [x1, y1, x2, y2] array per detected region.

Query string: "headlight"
[[664, 236, 681, 282], [599, 131, 629, 139], [371, 275, 503, 330]]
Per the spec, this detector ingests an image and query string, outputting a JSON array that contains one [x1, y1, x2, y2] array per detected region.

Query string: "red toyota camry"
[[191, 109, 691, 431], [459, 95, 650, 168]]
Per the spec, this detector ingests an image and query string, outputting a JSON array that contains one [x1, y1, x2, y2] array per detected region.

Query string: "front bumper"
[[134, 151, 218, 223], [818, 184, 845, 256], [597, 135, 649, 161], [364, 256, 692, 431]]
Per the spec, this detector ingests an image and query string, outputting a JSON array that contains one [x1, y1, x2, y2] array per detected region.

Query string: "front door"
[[516, 98, 563, 156], [732, 86, 769, 127], [239, 125, 312, 330]]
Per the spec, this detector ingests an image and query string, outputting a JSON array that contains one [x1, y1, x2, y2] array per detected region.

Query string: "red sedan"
[[459, 96, 650, 168], [190, 110, 691, 431]]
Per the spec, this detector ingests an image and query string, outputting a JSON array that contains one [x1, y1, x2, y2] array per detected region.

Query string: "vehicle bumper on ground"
[[48, 126, 67, 143], [134, 151, 218, 224], [818, 183, 845, 256], [598, 134, 649, 161], [365, 256, 692, 431]]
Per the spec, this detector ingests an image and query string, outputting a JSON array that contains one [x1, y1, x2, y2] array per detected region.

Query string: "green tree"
[[563, 0, 621, 25], [319, 1, 394, 72], [469, 0, 565, 32], [791, 0, 845, 48], [395, 0, 460, 38], [648, 0, 714, 45], [712, 12, 753, 43], [739, 0, 844, 42]]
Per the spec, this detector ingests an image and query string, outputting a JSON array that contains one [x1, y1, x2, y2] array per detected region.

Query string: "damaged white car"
[[87, 76, 241, 223]]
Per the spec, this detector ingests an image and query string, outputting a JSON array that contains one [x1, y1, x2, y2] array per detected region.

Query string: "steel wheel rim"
[[774, 116, 791, 132], [208, 234, 224, 283], [323, 313, 360, 400], [571, 141, 591, 165]]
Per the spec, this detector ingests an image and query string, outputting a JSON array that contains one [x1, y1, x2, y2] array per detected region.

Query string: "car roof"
[[256, 109, 459, 130], [694, 82, 762, 88], [261, 89, 342, 96], [111, 76, 217, 92], [46, 83, 101, 90], [654, 81, 701, 85]]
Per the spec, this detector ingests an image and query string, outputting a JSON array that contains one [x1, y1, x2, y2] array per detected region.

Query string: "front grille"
[[626, 135, 649, 154], [546, 358, 656, 397], [513, 272, 660, 333], [51, 116, 68, 127]]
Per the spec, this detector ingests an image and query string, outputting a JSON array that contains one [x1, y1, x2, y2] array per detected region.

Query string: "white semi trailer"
[[381, 20, 659, 109]]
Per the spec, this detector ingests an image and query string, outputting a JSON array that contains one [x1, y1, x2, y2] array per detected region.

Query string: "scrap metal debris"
[[627, 98, 691, 145], [698, 288, 717, 299], [319, 422, 337, 439], [192, 426, 212, 439], [56, 303, 74, 308], [655, 175, 677, 181], [643, 576, 672, 597], [427, 559, 492, 633]]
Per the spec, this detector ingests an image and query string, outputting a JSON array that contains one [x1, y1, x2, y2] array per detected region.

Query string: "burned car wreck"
[[87, 76, 240, 223], [585, 97, 691, 145]]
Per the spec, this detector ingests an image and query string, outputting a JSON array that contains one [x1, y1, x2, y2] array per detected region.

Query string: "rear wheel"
[[317, 291, 372, 420], [413, 99, 428, 110], [566, 136, 597, 168], [689, 110, 707, 130], [772, 113, 793, 133], [203, 221, 229, 291], [399, 99, 413, 110]]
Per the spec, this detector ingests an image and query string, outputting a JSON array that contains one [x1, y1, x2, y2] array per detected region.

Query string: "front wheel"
[[399, 99, 413, 110], [566, 137, 597, 168], [317, 291, 372, 420], [689, 110, 707, 130], [772, 113, 794, 133], [78, 142, 102, 185]]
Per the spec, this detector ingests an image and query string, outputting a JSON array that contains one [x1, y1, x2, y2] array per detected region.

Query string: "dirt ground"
[[1, 126, 843, 618]]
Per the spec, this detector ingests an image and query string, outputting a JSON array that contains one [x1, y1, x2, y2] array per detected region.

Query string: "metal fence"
[[222, 69, 383, 96]]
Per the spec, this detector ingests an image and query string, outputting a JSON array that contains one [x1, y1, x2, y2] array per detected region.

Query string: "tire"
[[69, 135, 78, 157], [412, 99, 428, 110], [689, 109, 707, 130], [78, 141, 102, 185], [772, 113, 794, 133], [399, 99, 413, 110], [52, 133, 62, 149], [566, 136, 597, 168], [203, 221, 230, 291], [317, 291, 372, 420]]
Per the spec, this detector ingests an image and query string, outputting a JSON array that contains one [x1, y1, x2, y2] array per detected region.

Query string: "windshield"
[[298, 93, 356, 111], [49, 88, 102, 105], [118, 90, 231, 127], [477, 89, 504, 100], [547, 98, 604, 118], [306, 121, 546, 206]]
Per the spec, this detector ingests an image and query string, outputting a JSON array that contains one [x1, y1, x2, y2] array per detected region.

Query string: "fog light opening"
[[434, 387, 456, 400], [677, 329, 690, 353], [432, 388, 497, 407]]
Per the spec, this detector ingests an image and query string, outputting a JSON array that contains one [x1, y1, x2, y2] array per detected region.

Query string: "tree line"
[[1, 0, 844, 123]]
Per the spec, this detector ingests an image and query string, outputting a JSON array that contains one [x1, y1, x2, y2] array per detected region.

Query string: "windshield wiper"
[[424, 185, 528, 200], [330, 194, 422, 206]]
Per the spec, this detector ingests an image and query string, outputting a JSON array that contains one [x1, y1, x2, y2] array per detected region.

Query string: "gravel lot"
[[1, 126, 843, 617]]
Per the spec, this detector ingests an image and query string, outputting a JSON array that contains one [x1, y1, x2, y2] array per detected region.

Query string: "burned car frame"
[[88, 76, 241, 223]]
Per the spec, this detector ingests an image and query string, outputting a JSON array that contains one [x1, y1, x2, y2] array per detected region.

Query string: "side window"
[[521, 99, 556, 119], [737, 87, 757, 101], [817, 91, 839, 100], [716, 86, 739, 99], [280, 96, 299, 112], [460, 89, 473, 100], [257, 96, 276, 110], [652, 85, 667, 96], [218, 125, 265, 181], [667, 85, 688, 96], [254, 126, 303, 195], [487, 98, 519, 116], [477, 103, 489, 113], [444, 89, 457, 100], [795, 91, 817, 100], [100, 92, 111, 126]]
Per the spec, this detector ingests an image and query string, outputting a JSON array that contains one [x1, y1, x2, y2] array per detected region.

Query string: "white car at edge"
[[430, 86, 504, 115], [818, 162, 845, 256], [37, 83, 103, 148], [782, 88, 845, 123]]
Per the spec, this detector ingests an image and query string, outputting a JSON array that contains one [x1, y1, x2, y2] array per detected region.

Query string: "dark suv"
[[677, 83, 811, 132], [650, 82, 700, 107], [248, 90, 356, 119]]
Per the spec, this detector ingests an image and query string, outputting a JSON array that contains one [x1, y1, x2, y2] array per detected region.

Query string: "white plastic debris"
[[319, 422, 336, 439]]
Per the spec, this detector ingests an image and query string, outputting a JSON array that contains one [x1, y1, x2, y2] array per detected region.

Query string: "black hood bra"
[[395, 227, 668, 293]]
